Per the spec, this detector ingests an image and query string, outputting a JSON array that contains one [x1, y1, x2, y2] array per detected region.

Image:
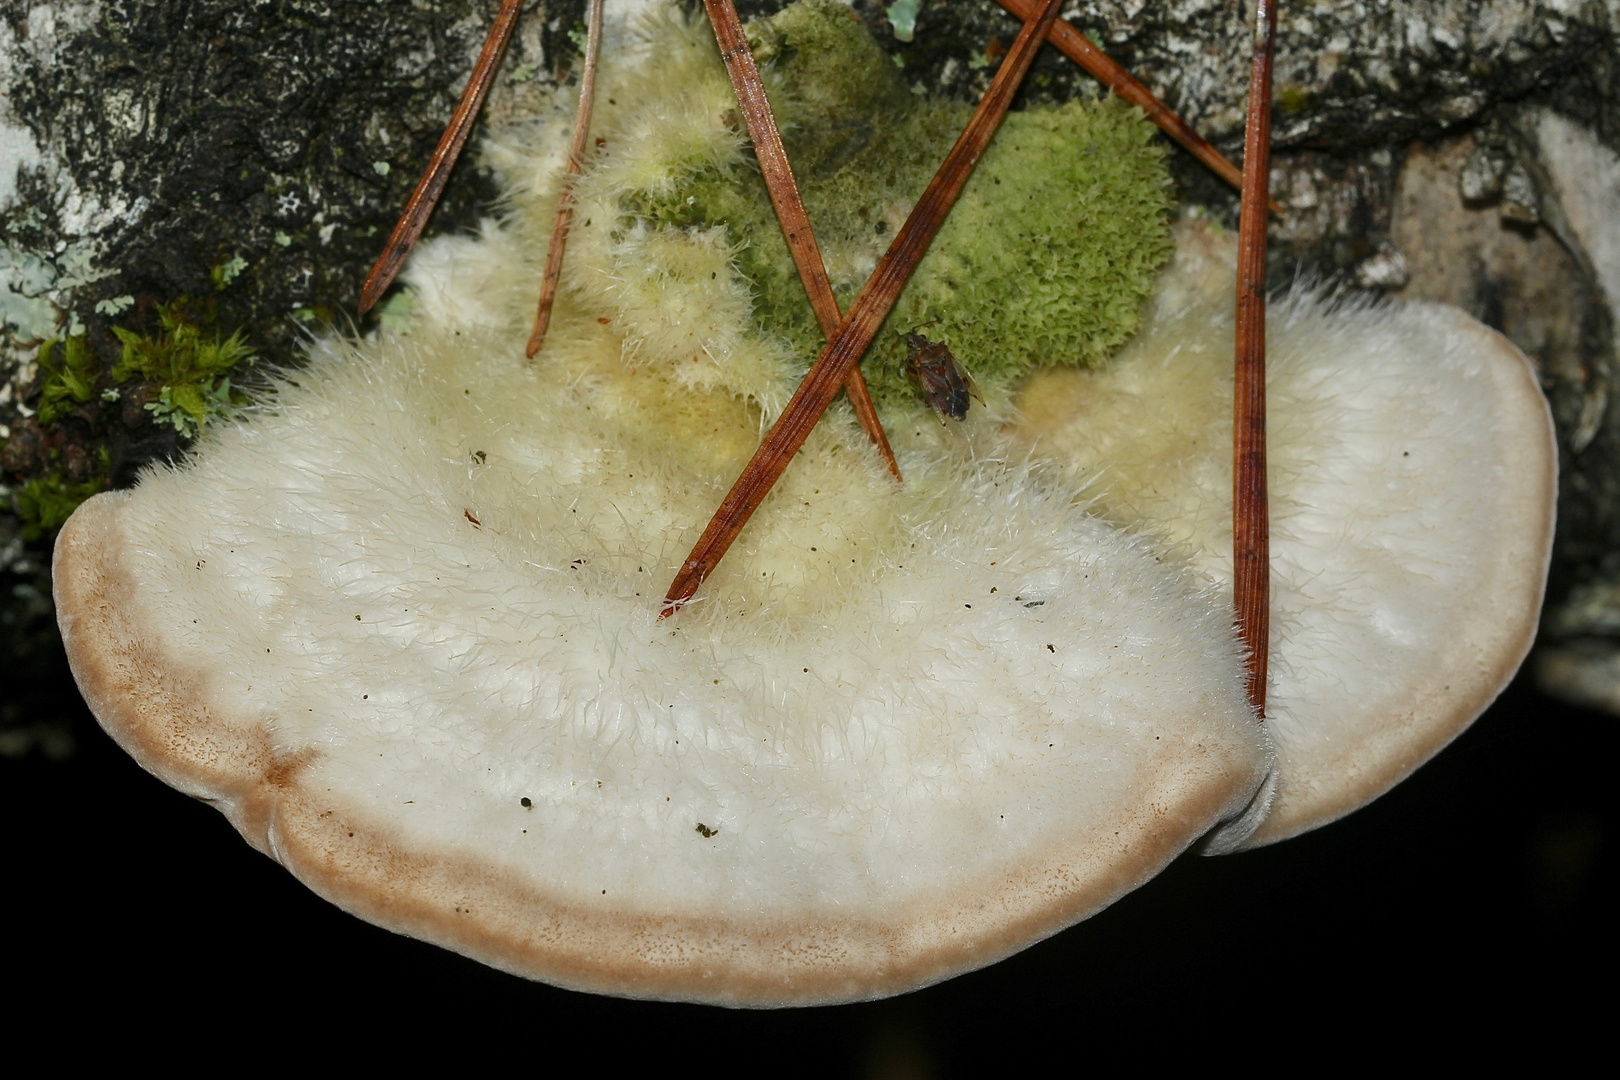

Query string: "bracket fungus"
[[1011, 219, 1557, 845], [53, 3, 1554, 1004]]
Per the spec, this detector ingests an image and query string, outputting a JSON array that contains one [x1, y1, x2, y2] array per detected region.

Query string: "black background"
[[4, 667, 1609, 1069]]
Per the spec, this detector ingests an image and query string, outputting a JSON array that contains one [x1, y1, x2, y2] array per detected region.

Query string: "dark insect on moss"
[[904, 332, 978, 422]]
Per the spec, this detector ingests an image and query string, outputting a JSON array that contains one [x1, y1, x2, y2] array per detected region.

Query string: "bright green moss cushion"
[[630, 0, 1173, 417]]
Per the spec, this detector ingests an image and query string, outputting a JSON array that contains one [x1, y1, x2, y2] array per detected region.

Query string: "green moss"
[[35, 334, 99, 427], [625, 1, 1172, 417], [1277, 84, 1312, 115], [112, 299, 255, 438], [749, 0, 914, 171], [13, 448, 110, 540], [864, 100, 1173, 402]]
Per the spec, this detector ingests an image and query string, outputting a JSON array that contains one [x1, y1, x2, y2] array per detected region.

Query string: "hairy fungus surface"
[[54, 2, 1553, 1001], [1011, 222, 1556, 844], [56, 5, 1268, 1004]]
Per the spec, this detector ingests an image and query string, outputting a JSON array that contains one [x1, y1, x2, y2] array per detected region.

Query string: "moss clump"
[[35, 334, 100, 427], [747, 0, 921, 173], [112, 299, 255, 437], [13, 448, 110, 540], [1277, 84, 1313, 115], [628, 0, 1172, 416], [2, 298, 256, 541]]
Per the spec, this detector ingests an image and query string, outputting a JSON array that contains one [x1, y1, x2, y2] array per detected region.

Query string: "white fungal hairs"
[[484, 5, 798, 415], [117, 258, 1265, 920], [99, 7, 1268, 931], [56, 1, 1553, 1001], [1014, 220, 1555, 844]]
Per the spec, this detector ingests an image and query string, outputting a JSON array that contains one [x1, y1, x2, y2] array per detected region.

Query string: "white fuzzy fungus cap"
[[53, 16, 1273, 1002], [54, 290, 1271, 1004], [1011, 220, 1557, 846]]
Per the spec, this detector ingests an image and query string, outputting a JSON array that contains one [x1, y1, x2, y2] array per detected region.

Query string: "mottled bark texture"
[[0, 0, 586, 751], [2, 1, 1619, 754]]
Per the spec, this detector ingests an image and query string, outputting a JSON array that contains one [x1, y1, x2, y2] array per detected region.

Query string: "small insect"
[[904, 332, 979, 423]]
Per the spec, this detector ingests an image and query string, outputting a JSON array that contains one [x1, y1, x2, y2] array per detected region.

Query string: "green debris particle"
[[371, 160, 391, 177], [94, 294, 136, 316], [274, 231, 293, 247], [375, 289, 415, 334], [885, 0, 920, 42], [35, 334, 99, 426], [567, 26, 589, 54], [112, 300, 255, 439], [211, 255, 249, 291], [508, 61, 538, 84]]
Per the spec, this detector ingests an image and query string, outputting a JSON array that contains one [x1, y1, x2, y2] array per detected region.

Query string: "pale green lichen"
[[1, 241, 115, 342], [211, 255, 248, 291], [885, 0, 921, 43], [1, 247, 65, 342]]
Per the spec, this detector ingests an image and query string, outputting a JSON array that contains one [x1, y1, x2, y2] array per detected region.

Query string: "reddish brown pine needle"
[[1234, 0, 1276, 716], [662, 0, 1066, 617], [527, 0, 604, 358], [994, 0, 1283, 214], [359, 0, 523, 315], [702, 0, 901, 482]]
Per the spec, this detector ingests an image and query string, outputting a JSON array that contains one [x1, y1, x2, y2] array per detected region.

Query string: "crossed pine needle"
[[358, 0, 1277, 713]]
